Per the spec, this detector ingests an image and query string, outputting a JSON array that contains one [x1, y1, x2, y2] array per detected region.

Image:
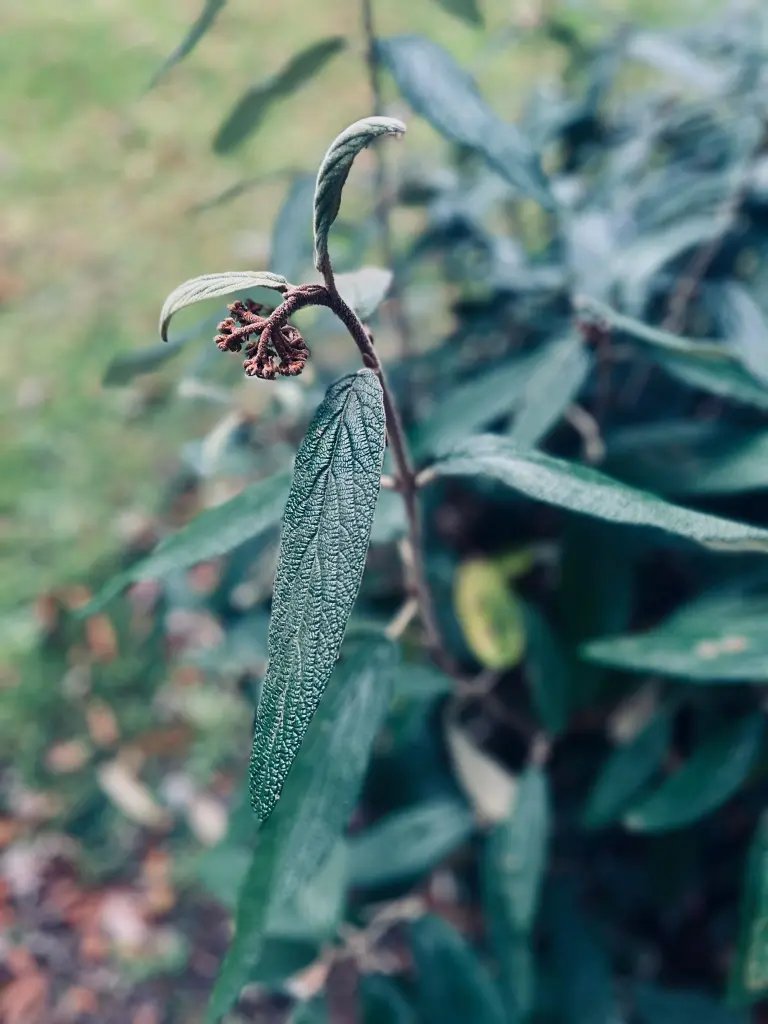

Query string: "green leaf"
[[159, 271, 289, 342], [583, 710, 672, 828], [454, 558, 526, 670], [655, 351, 768, 410], [729, 814, 768, 1005], [604, 422, 768, 496], [370, 487, 407, 546], [521, 602, 569, 735], [250, 371, 386, 821], [104, 314, 220, 385], [213, 38, 346, 154], [410, 915, 506, 1024], [431, 0, 484, 25], [482, 907, 535, 1023], [361, 975, 418, 1024], [148, 0, 226, 89], [206, 638, 397, 1023], [313, 117, 406, 272], [624, 714, 764, 833], [413, 334, 588, 459], [427, 435, 768, 553], [635, 984, 748, 1024], [271, 173, 316, 282], [377, 36, 554, 210], [84, 471, 291, 614], [484, 766, 549, 934], [583, 591, 768, 682], [335, 267, 393, 320], [707, 281, 768, 384], [348, 798, 475, 888], [626, 31, 731, 94], [98, 477, 286, 601]]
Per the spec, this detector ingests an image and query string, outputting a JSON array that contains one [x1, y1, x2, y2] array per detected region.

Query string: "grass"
[[1, 0, 691, 615]]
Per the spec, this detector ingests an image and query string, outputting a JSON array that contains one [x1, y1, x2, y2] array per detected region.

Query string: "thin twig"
[[565, 403, 605, 464], [385, 597, 418, 640], [361, 0, 415, 403]]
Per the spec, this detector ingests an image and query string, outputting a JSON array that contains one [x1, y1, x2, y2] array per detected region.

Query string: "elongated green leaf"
[[583, 591, 768, 682], [583, 711, 671, 828], [250, 371, 386, 821], [104, 313, 220, 384], [624, 714, 764, 833], [313, 117, 406, 272], [707, 281, 768, 384], [83, 471, 291, 614], [604, 422, 768, 496], [410, 915, 506, 1024], [431, 0, 484, 25], [626, 31, 731, 94], [271, 173, 316, 281], [348, 798, 475, 888], [427, 435, 768, 553], [213, 38, 346, 154], [335, 267, 393, 320], [159, 271, 289, 342], [655, 351, 768, 410], [361, 975, 418, 1024], [149, 0, 225, 89], [207, 638, 397, 1023], [482, 894, 535, 1023], [377, 36, 553, 210], [729, 814, 768, 1005], [484, 766, 549, 934], [414, 335, 588, 459], [521, 602, 569, 735], [635, 984, 748, 1024]]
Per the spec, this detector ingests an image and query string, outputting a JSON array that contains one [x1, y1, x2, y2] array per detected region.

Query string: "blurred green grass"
[[0, 0, 684, 614]]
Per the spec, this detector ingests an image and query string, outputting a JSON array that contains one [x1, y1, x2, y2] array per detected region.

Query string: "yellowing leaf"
[[454, 558, 526, 669]]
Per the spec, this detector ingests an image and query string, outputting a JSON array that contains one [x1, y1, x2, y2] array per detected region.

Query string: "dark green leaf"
[[635, 984, 748, 1024], [206, 639, 397, 1023], [729, 814, 768, 1005], [410, 915, 506, 1024], [430, 0, 484, 25], [250, 371, 386, 821], [377, 36, 554, 209], [213, 38, 346, 154], [655, 351, 768, 410], [313, 117, 406, 272], [414, 334, 588, 459], [361, 975, 418, 1024], [159, 271, 289, 341], [84, 471, 291, 614], [624, 714, 764, 833], [348, 798, 475, 888], [546, 883, 619, 1024], [271, 173, 316, 282], [604, 422, 768, 496], [521, 602, 569, 735], [335, 267, 393, 320], [583, 711, 672, 828], [148, 0, 226, 89], [583, 591, 768, 682], [484, 766, 549, 934], [427, 435, 768, 553], [393, 663, 453, 700]]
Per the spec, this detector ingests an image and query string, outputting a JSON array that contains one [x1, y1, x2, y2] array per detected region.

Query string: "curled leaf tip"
[[159, 270, 290, 342]]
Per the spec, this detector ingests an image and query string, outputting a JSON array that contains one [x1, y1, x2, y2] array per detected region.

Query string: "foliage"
[[11, 1, 768, 1022]]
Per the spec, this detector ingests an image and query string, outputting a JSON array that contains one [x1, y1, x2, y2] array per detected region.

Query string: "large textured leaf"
[[583, 591, 768, 682], [410, 915, 506, 1024], [454, 558, 526, 670], [149, 0, 226, 88], [84, 471, 291, 613], [583, 710, 672, 828], [313, 117, 406, 272], [377, 36, 554, 209], [635, 985, 748, 1024], [250, 371, 386, 821], [729, 814, 768, 1005], [270, 173, 316, 281], [206, 639, 397, 1023], [213, 38, 346, 154], [624, 714, 764, 833], [413, 335, 588, 459], [430, 0, 484, 25], [604, 422, 768, 496], [484, 766, 549, 933], [348, 798, 475, 888], [427, 435, 768, 553], [159, 271, 289, 341]]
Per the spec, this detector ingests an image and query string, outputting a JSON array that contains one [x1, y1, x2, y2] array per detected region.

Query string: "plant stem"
[[321, 273, 454, 673], [360, 0, 414, 405]]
